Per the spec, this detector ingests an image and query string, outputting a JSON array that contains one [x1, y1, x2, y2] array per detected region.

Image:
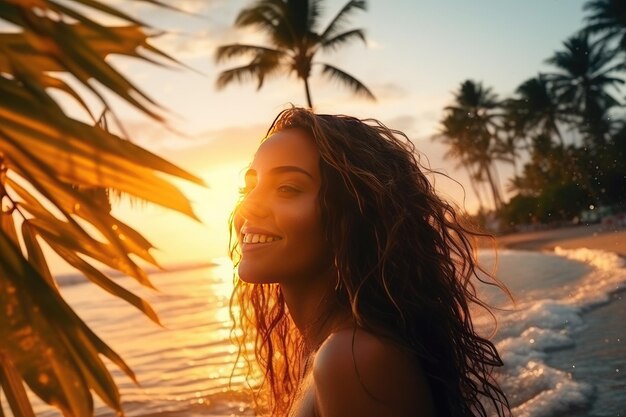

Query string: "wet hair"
[[229, 107, 510, 417]]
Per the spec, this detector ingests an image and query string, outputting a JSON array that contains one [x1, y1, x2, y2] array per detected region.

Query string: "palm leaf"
[[305, 0, 325, 33], [0, 209, 19, 248], [0, 232, 94, 417], [320, 0, 366, 40], [235, 1, 294, 47], [49, 242, 161, 324], [0, 82, 203, 213], [320, 63, 375, 100], [20, 222, 56, 289], [217, 56, 283, 90], [0, 19, 179, 122], [0, 354, 36, 417], [215, 43, 284, 63], [216, 63, 263, 89], [0, 228, 140, 413], [0, 2, 208, 416], [320, 28, 365, 51], [54, 0, 148, 28]]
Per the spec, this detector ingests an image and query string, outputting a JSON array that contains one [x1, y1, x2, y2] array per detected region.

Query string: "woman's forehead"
[[251, 129, 320, 174]]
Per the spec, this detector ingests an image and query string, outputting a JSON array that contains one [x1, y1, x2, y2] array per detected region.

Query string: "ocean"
[[13, 248, 626, 417]]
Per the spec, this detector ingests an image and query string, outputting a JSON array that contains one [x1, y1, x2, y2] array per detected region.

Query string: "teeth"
[[242, 233, 280, 244]]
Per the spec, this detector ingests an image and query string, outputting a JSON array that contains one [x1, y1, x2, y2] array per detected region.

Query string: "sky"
[[43, 0, 589, 272]]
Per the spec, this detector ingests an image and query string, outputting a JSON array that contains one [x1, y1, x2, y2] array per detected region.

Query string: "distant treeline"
[[435, 0, 626, 229]]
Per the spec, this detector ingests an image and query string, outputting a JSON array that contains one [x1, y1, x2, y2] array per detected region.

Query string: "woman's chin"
[[237, 265, 276, 284]]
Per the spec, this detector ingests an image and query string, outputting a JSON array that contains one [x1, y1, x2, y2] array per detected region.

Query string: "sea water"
[[477, 248, 625, 417], [11, 248, 626, 417]]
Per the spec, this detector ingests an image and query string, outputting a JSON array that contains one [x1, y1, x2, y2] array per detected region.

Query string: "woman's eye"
[[277, 185, 299, 194]]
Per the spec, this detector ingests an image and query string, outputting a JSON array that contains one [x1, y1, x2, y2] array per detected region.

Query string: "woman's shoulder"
[[314, 327, 411, 372], [311, 327, 434, 417]]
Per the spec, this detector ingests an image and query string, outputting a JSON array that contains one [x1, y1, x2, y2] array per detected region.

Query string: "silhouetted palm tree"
[[545, 32, 623, 145], [439, 80, 505, 210], [505, 75, 566, 146], [215, 0, 375, 108], [584, 0, 626, 52], [437, 111, 488, 211]]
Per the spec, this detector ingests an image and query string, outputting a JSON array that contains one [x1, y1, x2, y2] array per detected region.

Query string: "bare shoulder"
[[312, 328, 434, 417]]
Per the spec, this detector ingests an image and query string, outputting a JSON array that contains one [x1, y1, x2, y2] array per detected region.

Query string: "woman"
[[229, 107, 510, 417]]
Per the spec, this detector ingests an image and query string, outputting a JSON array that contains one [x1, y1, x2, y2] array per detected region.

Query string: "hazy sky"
[[48, 0, 589, 271]]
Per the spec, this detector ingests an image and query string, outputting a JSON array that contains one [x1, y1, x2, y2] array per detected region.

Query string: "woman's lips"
[[241, 238, 281, 252], [240, 230, 283, 252], [242, 233, 282, 244]]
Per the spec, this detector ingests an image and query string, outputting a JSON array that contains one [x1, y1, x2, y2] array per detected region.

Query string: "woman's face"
[[234, 128, 331, 285]]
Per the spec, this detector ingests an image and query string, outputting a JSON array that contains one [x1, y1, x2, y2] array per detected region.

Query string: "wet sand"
[[494, 224, 626, 256]]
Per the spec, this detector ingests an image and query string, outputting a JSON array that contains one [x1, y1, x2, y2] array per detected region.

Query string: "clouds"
[[373, 82, 409, 100], [122, 121, 268, 173], [107, 0, 223, 16], [151, 29, 230, 60], [385, 114, 417, 133]]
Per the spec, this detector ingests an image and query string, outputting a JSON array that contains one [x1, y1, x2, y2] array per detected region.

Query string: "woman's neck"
[[279, 268, 352, 352]]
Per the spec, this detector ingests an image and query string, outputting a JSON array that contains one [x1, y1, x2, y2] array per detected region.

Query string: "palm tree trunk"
[[479, 180, 492, 210], [304, 78, 313, 108], [484, 164, 503, 211], [463, 162, 485, 212]]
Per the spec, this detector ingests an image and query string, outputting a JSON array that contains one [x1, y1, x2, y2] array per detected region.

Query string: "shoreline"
[[483, 223, 626, 257]]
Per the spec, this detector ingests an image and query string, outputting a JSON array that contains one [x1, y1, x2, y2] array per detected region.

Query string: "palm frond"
[[0, 353, 37, 417], [215, 43, 284, 63], [306, 0, 325, 32], [284, 0, 321, 36], [217, 56, 283, 90], [235, 0, 294, 47], [49, 0, 147, 29], [320, 28, 365, 51], [0, 2, 206, 417], [320, 63, 375, 100], [0, 22, 174, 122], [583, 0, 626, 44], [320, 0, 366, 40]]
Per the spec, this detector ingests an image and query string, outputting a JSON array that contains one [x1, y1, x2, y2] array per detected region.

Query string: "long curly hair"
[[229, 107, 510, 417]]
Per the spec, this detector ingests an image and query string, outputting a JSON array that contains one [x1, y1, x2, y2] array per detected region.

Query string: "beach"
[[495, 223, 626, 256], [488, 223, 626, 417]]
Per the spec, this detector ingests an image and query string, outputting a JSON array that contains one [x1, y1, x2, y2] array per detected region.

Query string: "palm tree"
[[584, 0, 626, 52], [215, 0, 375, 108], [437, 80, 505, 211], [545, 32, 624, 145], [437, 111, 488, 212], [0, 1, 203, 416], [505, 75, 567, 146]]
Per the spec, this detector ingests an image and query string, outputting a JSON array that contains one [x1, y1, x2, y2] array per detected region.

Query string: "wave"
[[55, 261, 216, 288], [489, 247, 626, 417]]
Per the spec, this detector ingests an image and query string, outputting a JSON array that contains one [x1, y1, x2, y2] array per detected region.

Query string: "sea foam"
[[484, 247, 626, 417]]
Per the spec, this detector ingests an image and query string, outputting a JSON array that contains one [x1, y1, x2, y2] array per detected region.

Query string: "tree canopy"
[[215, 0, 375, 108]]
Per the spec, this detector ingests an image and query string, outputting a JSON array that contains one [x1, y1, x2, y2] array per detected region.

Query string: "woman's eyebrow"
[[244, 166, 313, 179]]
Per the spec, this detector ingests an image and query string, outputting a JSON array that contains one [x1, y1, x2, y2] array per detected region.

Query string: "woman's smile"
[[240, 229, 284, 252], [243, 234, 280, 243]]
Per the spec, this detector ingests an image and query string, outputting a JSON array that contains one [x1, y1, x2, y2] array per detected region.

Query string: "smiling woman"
[[228, 107, 511, 417]]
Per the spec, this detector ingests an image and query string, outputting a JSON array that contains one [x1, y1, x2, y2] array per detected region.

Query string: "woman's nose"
[[237, 194, 270, 220]]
